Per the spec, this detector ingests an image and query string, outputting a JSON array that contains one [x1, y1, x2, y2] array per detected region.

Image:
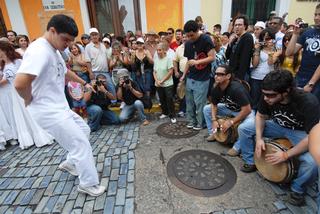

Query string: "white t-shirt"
[[250, 50, 274, 80], [84, 42, 109, 72], [17, 38, 71, 128], [275, 31, 284, 50]]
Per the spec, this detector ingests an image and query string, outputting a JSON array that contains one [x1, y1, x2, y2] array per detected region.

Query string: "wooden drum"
[[254, 138, 295, 183], [214, 117, 240, 145]]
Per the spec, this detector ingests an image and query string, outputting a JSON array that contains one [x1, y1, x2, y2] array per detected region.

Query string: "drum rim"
[[214, 116, 236, 144]]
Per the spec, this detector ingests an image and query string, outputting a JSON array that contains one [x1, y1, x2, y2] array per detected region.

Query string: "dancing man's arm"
[[14, 73, 36, 106]]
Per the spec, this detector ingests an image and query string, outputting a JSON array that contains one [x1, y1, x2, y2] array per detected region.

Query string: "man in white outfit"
[[14, 14, 105, 196]]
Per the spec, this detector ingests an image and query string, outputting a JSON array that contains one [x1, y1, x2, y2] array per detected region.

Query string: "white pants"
[[46, 111, 99, 187]]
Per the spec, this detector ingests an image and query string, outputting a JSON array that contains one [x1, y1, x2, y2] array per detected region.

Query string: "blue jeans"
[[119, 100, 146, 122], [76, 71, 90, 83], [239, 119, 317, 194], [203, 103, 255, 152], [296, 75, 320, 102], [185, 78, 210, 127], [249, 78, 263, 110], [87, 104, 120, 132], [134, 69, 153, 93]]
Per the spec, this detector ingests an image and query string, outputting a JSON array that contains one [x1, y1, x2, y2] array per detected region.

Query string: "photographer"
[[116, 70, 150, 126], [85, 74, 120, 132]]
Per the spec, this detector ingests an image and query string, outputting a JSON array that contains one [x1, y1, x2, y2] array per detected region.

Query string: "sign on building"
[[42, 0, 65, 11]]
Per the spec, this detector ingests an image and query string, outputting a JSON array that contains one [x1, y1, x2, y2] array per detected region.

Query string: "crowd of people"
[[0, 4, 320, 205]]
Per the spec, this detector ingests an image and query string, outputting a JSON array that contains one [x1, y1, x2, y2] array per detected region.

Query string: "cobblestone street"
[[0, 117, 318, 214]]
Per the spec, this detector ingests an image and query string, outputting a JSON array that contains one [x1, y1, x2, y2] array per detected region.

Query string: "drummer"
[[240, 70, 319, 206], [203, 64, 254, 156]]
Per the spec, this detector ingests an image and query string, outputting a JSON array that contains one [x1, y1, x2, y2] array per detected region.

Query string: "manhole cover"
[[156, 121, 199, 139], [167, 150, 237, 197]]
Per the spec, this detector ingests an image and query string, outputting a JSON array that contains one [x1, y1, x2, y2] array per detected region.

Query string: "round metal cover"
[[156, 121, 199, 139], [167, 150, 237, 197]]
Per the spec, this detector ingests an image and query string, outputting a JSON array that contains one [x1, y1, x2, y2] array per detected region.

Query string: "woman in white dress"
[[0, 41, 54, 149]]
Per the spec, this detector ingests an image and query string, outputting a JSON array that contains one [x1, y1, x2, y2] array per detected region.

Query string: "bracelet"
[[282, 151, 288, 161]]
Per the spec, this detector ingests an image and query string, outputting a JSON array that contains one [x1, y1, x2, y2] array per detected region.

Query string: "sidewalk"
[[0, 114, 317, 214]]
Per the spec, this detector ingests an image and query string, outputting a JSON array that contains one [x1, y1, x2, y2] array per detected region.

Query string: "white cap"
[[89, 27, 99, 34], [270, 11, 277, 15], [254, 21, 266, 29], [102, 37, 110, 43], [136, 37, 144, 44]]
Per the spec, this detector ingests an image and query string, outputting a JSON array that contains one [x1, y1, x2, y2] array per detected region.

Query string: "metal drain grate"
[[156, 121, 199, 139]]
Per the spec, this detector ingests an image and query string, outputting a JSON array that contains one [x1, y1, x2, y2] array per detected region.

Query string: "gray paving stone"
[[32, 166, 44, 176], [224, 210, 236, 214], [97, 153, 105, 163], [104, 196, 115, 214], [46, 165, 57, 176], [0, 178, 11, 189], [3, 190, 19, 205], [42, 195, 59, 213], [121, 147, 128, 154], [101, 177, 109, 188], [0, 190, 10, 204], [112, 158, 120, 168], [39, 176, 52, 189], [23, 167, 36, 177], [33, 196, 49, 213], [29, 189, 45, 205], [7, 178, 21, 189], [273, 200, 287, 211], [103, 166, 111, 177], [44, 181, 57, 196], [52, 195, 68, 213], [115, 188, 126, 206], [31, 177, 44, 189], [126, 183, 134, 198], [127, 170, 134, 182], [114, 148, 121, 156], [107, 181, 118, 196], [120, 164, 128, 175], [51, 170, 62, 182], [22, 207, 32, 214], [21, 177, 37, 189], [53, 181, 66, 195], [74, 193, 86, 208], [279, 209, 293, 214], [41, 157, 51, 166], [269, 183, 286, 195], [286, 202, 304, 214], [59, 171, 69, 181], [120, 154, 128, 164], [114, 206, 123, 214], [124, 141, 131, 147], [3, 168, 15, 177], [106, 148, 115, 157], [39, 166, 50, 176], [68, 186, 79, 200], [235, 209, 247, 214], [100, 145, 109, 153], [20, 189, 37, 205], [13, 206, 26, 214], [124, 198, 134, 214], [129, 143, 137, 150], [62, 200, 75, 213], [104, 157, 112, 166], [62, 180, 74, 195], [97, 162, 104, 173], [128, 159, 135, 170], [83, 200, 95, 213], [13, 190, 28, 205], [110, 169, 119, 181], [94, 192, 107, 211], [17, 168, 30, 177], [118, 174, 127, 188]]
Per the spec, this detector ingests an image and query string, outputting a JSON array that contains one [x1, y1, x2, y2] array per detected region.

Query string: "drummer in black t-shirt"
[[241, 70, 319, 206], [203, 65, 254, 158]]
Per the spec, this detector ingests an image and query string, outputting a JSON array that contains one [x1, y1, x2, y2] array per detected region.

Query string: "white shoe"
[[78, 185, 106, 197], [120, 101, 125, 109], [9, 139, 18, 146], [0, 142, 6, 151], [171, 118, 177, 123], [178, 111, 185, 117], [58, 161, 78, 176], [159, 114, 168, 119]]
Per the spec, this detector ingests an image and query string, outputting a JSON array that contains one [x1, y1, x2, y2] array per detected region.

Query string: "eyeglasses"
[[167, 32, 173, 35], [262, 92, 279, 98], [269, 22, 279, 25], [215, 72, 227, 76]]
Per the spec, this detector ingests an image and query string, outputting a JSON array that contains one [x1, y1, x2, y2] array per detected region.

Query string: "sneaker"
[[9, 139, 18, 146], [142, 120, 150, 126], [58, 161, 79, 176], [193, 124, 202, 131], [206, 134, 216, 142], [240, 163, 257, 173], [120, 101, 125, 109], [78, 185, 106, 197], [0, 142, 5, 151], [170, 118, 177, 123], [186, 123, 194, 129], [178, 111, 185, 117], [287, 191, 305, 206], [227, 148, 240, 157], [159, 114, 168, 119]]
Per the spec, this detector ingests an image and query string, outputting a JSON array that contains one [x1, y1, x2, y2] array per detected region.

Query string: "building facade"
[[0, 0, 318, 41]]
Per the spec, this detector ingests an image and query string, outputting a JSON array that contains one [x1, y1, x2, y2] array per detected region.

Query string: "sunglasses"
[[136, 42, 144, 45], [103, 41, 110, 44], [215, 72, 227, 76], [262, 92, 279, 98], [269, 22, 279, 25]]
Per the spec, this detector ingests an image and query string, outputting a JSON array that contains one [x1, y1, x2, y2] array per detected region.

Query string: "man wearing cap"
[[84, 27, 116, 96], [116, 69, 150, 126], [102, 37, 112, 60], [81, 34, 90, 47]]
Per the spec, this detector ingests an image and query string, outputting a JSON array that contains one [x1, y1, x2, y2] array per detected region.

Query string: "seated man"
[[240, 70, 319, 205], [85, 74, 120, 132], [116, 70, 150, 126], [203, 64, 253, 157]]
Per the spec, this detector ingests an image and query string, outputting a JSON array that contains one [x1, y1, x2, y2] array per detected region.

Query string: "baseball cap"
[[102, 37, 110, 44], [81, 34, 90, 39], [117, 69, 130, 79], [89, 27, 99, 34], [254, 21, 266, 29], [136, 37, 145, 44]]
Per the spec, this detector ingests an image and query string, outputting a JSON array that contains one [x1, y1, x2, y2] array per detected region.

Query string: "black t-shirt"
[[225, 32, 254, 80], [184, 34, 215, 81], [116, 80, 141, 105], [87, 90, 111, 110], [258, 89, 320, 133], [211, 80, 251, 112]]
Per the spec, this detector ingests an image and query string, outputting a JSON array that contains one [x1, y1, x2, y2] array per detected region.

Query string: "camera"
[[258, 42, 265, 46], [299, 22, 309, 29], [123, 76, 130, 84], [96, 80, 103, 86]]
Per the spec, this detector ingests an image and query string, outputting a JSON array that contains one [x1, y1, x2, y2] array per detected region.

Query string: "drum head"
[[214, 118, 233, 144], [274, 138, 292, 149], [254, 142, 289, 183]]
